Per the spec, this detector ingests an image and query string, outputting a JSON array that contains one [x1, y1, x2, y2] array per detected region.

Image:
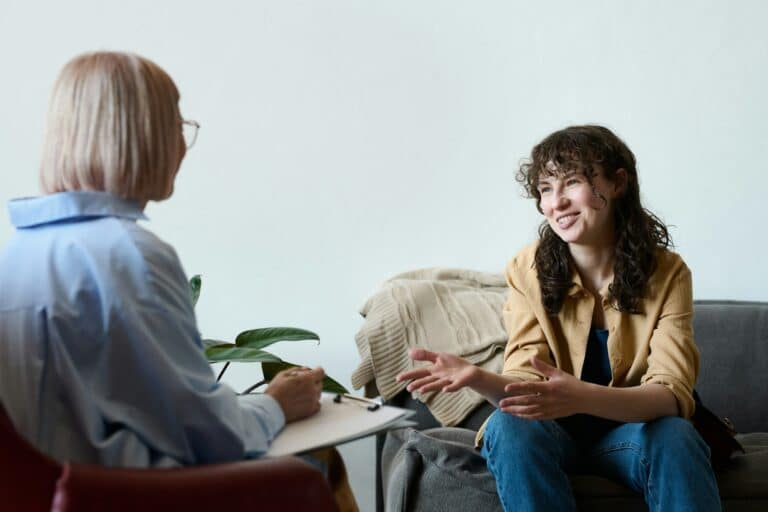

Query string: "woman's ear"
[[613, 168, 629, 197]]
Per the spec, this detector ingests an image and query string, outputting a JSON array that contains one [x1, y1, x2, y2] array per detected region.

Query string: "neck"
[[568, 242, 615, 295]]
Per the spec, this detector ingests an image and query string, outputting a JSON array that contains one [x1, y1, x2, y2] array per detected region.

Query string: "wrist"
[[466, 365, 483, 387], [573, 380, 597, 415], [265, 388, 284, 409]]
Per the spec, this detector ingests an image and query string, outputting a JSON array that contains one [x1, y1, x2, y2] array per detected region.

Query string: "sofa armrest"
[[51, 456, 338, 512]]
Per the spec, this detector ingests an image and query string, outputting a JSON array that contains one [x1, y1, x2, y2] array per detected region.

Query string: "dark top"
[[581, 328, 611, 385], [558, 327, 621, 443]]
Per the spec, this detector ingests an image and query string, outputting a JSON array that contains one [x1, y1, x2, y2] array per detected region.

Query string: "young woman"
[[0, 52, 324, 467], [397, 125, 721, 511]]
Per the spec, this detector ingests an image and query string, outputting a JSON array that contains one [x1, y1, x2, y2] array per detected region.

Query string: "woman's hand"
[[498, 357, 587, 420], [266, 366, 324, 423], [396, 348, 478, 393]]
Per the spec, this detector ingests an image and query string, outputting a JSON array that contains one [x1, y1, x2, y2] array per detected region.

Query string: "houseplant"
[[190, 275, 347, 394]]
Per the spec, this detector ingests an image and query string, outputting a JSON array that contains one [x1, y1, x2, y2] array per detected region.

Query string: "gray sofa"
[[378, 301, 768, 511]]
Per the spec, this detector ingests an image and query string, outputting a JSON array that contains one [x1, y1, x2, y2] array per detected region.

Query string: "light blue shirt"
[[0, 191, 285, 467]]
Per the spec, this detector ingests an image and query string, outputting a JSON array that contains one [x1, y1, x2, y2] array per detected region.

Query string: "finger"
[[396, 368, 433, 382], [406, 375, 441, 392], [285, 367, 310, 378], [504, 382, 545, 395], [273, 371, 293, 385], [408, 348, 438, 363], [310, 366, 325, 381], [530, 356, 559, 378], [417, 378, 452, 393], [303, 376, 322, 393], [300, 392, 321, 406], [509, 412, 547, 420], [442, 379, 466, 392], [499, 394, 541, 408], [294, 370, 319, 385], [500, 404, 542, 416]]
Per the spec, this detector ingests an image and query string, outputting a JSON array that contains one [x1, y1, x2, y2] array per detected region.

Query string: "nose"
[[553, 190, 569, 209]]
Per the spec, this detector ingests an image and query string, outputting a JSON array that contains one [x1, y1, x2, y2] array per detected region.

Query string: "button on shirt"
[[0, 191, 284, 467]]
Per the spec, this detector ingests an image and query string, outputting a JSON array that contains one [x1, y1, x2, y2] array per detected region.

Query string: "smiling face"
[[537, 166, 620, 248]]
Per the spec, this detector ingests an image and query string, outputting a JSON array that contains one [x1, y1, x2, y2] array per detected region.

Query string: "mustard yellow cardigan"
[[477, 242, 699, 444]]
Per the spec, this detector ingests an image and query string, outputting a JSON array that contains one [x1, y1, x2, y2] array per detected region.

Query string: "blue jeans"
[[480, 410, 721, 512]]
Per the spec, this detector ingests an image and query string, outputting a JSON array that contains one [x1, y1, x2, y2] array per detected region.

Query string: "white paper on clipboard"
[[266, 392, 415, 457]]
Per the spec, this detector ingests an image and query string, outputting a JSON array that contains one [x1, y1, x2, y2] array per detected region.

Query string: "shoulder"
[[119, 222, 192, 312], [644, 248, 692, 305], [79, 218, 184, 299], [120, 221, 183, 276], [652, 248, 691, 282], [43, 217, 190, 310], [504, 241, 540, 293], [504, 241, 541, 302]]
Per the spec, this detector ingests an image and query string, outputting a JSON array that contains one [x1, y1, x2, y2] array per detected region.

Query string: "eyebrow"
[[538, 170, 580, 183]]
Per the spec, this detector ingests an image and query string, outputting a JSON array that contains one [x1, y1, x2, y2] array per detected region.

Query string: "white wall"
[[2, 1, 767, 510]]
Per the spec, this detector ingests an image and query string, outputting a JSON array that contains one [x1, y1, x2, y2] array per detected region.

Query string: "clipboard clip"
[[334, 393, 381, 411]]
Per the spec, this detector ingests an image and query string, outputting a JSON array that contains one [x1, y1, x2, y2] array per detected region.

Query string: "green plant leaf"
[[235, 327, 320, 349], [205, 346, 283, 364], [202, 338, 229, 350], [189, 275, 202, 308], [261, 361, 349, 394]]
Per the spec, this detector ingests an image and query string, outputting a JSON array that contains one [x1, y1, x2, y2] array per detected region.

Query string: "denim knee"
[[482, 410, 562, 459], [640, 416, 710, 461], [630, 417, 720, 510], [481, 411, 579, 511]]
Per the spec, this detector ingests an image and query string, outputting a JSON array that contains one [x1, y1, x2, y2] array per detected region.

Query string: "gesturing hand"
[[499, 357, 586, 420], [395, 348, 477, 394], [266, 366, 324, 423]]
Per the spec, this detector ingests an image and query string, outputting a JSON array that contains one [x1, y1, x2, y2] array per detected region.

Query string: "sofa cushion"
[[383, 428, 501, 512], [717, 433, 768, 499]]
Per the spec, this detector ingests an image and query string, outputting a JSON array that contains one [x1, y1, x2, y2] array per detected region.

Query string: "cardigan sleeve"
[[640, 260, 699, 418]]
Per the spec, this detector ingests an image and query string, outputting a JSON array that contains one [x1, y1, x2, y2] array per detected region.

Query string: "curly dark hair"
[[516, 125, 671, 315]]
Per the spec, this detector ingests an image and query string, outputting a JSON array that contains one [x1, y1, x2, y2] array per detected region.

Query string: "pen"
[[334, 393, 381, 411]]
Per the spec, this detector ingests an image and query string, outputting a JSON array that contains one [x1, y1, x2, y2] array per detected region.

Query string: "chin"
[[554, 229, 587, 245], [548, 224, 577, 243]]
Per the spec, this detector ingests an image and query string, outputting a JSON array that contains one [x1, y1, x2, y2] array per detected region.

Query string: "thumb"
[[530, 356, 559, 378], [311, 366, 325, 381]]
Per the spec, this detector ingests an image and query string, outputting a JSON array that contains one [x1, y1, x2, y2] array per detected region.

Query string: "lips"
[[556, 213, 579, 229]]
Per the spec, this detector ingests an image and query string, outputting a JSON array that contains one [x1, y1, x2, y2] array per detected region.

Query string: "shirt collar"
[[567, 269, 585, 298], [8, 191, 148, 228], [566, 264, 612, 299]]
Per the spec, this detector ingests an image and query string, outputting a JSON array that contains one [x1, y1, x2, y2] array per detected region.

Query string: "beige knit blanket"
[[351, 268, 509, 426]]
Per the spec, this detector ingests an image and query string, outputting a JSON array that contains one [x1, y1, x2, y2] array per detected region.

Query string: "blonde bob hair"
[[40, 51, 183, 202]]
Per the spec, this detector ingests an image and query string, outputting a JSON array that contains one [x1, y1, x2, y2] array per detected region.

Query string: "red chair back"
[[0, 403, 61, 511]]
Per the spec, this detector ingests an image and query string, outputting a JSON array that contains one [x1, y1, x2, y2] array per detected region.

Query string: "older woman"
[[0, 52, 324, 468]]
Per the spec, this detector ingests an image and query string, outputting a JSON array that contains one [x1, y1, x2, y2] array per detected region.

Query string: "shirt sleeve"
[[90, 231, 286, 464], [500, 257, 553, 381], [640, 261, 699, 418]]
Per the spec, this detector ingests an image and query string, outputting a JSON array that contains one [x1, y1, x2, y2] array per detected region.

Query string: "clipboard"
[[265, 392, 415, 457]]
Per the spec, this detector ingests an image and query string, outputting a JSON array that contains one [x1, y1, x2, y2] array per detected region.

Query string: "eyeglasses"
[[182, 119, 200, 149]]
